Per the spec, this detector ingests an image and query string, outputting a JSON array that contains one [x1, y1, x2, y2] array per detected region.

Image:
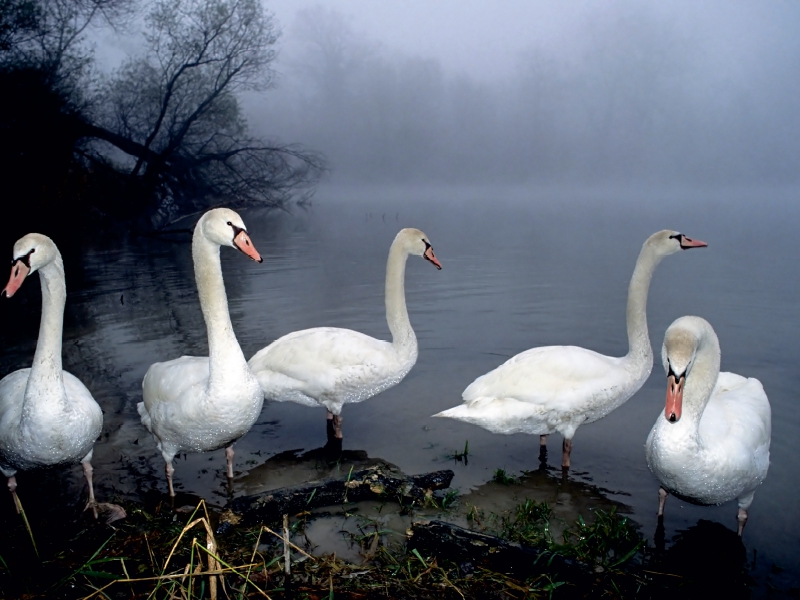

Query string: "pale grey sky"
[[262, 0, 799, 82]]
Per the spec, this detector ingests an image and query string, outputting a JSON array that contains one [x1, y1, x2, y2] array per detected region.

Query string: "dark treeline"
[[253, 4, 800, 187], [0, 0, 324, 245]]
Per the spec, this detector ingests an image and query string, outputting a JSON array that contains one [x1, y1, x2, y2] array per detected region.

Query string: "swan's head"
[[197, 208, 262, 262], [396, 228, 442, 269], [2, 233, 58, 298], [646, 230, 707, 257], [660, 316, 714, 423]]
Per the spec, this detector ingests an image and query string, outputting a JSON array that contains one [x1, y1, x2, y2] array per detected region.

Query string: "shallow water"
[[1, 184, 798, 590]]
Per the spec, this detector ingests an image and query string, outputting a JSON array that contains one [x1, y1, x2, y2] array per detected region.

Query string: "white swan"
[[645, 316, 771, 536], [138, 208, 264, 497], [434, 230, 707, 469], [0, 234, 123, 521], [248, 227, 442, 439]]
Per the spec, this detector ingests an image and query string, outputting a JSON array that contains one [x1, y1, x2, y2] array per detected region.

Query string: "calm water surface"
[[1, 184, 798, 589]]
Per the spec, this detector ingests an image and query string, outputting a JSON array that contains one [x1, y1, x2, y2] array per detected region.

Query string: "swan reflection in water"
[[652, 519, 751, 599]]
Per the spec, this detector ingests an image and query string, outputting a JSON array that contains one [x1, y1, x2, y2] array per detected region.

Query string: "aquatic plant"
[[559, 507, 644, 570], [492, 467, 520, 485], [444, 439, 470, 464]]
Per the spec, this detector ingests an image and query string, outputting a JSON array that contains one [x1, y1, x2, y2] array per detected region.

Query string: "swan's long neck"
[[25, 255, 67, 401], [680, 329, 720, 430], [192, 233, 249, 395], [624, 244, 661, 367], [385, 239, 416, 359]]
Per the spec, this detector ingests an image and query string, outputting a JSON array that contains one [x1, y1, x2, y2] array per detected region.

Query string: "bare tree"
[[94, 0, 324, 227]]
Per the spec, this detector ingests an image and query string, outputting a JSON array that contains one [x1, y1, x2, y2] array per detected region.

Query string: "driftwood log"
[[219, 464, 454, 532], [407, 520, 593, 583]]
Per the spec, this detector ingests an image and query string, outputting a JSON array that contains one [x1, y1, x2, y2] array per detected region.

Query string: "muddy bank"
[[0, 447, 760, 599]]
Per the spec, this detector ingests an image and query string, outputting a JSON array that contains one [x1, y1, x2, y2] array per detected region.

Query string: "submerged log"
[[220, 464, 454, 532], [407, 520, 593, 583]]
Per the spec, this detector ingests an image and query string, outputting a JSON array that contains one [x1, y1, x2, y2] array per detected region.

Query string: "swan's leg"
[[7, 476, 19, 514], [165, 461, 176, 497], [561, 437, 573, 469], [327, 410, 334, 420], [539, 435, 548, 447], [82, 461, 98, 519], [737, 508, 748, 536], [658, 486, 668, 517], [225, 446, 235, 480], [333, 415, 343, 440]]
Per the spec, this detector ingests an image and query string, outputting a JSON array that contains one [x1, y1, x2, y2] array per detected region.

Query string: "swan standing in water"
[[138, 208, 263, 497], [646, 316, 771, 536], [248, 228, 441, 440], [434, 230, 706, 469], [0, 234, 124, 521]]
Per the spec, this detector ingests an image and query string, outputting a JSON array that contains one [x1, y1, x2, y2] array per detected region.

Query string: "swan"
[[433, 230, 707, 469], [645, 316, 771, 536], [0, 234, 124, 521], [248, 227, 442, 439], [138, 208, 264, 497]]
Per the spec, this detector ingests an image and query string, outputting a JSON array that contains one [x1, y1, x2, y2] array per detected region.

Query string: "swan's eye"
[[667, 362, 686, 379], [14, 249, 34, 268], [422, 239, 431, 249], [227, 221, 232, 226], [669, 233, 695, 249]]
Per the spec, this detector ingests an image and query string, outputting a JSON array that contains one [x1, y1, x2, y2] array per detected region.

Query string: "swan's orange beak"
[[424, 246, 442, 270], [665, 373, 684, 422], [680, 237, 708, 249], [2, 260, 30, 298], [233, 230, 262, 263]]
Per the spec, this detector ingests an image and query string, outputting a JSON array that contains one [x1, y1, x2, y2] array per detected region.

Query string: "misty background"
[[225, 0, 800, 188]]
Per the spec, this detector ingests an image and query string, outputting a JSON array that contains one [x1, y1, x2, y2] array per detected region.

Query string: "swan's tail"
[[433, 397, 550, 436], [137, 401, 153, 434]]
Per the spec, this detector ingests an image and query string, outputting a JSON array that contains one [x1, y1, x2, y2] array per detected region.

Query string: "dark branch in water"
[[220, 464, 454, 531]]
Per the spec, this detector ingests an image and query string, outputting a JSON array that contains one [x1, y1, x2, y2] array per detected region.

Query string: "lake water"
[[1, 184, 798, 591]]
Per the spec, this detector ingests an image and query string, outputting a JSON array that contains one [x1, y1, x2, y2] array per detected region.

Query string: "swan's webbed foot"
[[85, 500, 127, 524], [737, 508, 748, 536], [658, 486, 668, 517]]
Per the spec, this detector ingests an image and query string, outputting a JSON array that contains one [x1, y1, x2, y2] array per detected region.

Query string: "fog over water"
[[242, 0, 800, 188]]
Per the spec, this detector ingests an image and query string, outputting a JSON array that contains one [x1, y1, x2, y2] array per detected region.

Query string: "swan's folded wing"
[[62, 371, 103, 422], [142, 356, 210, 409], [700, 372, 771, 470], [462, 345, 628, 411], [0, 369, 29, 434], [249, 328, 396, 398]]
